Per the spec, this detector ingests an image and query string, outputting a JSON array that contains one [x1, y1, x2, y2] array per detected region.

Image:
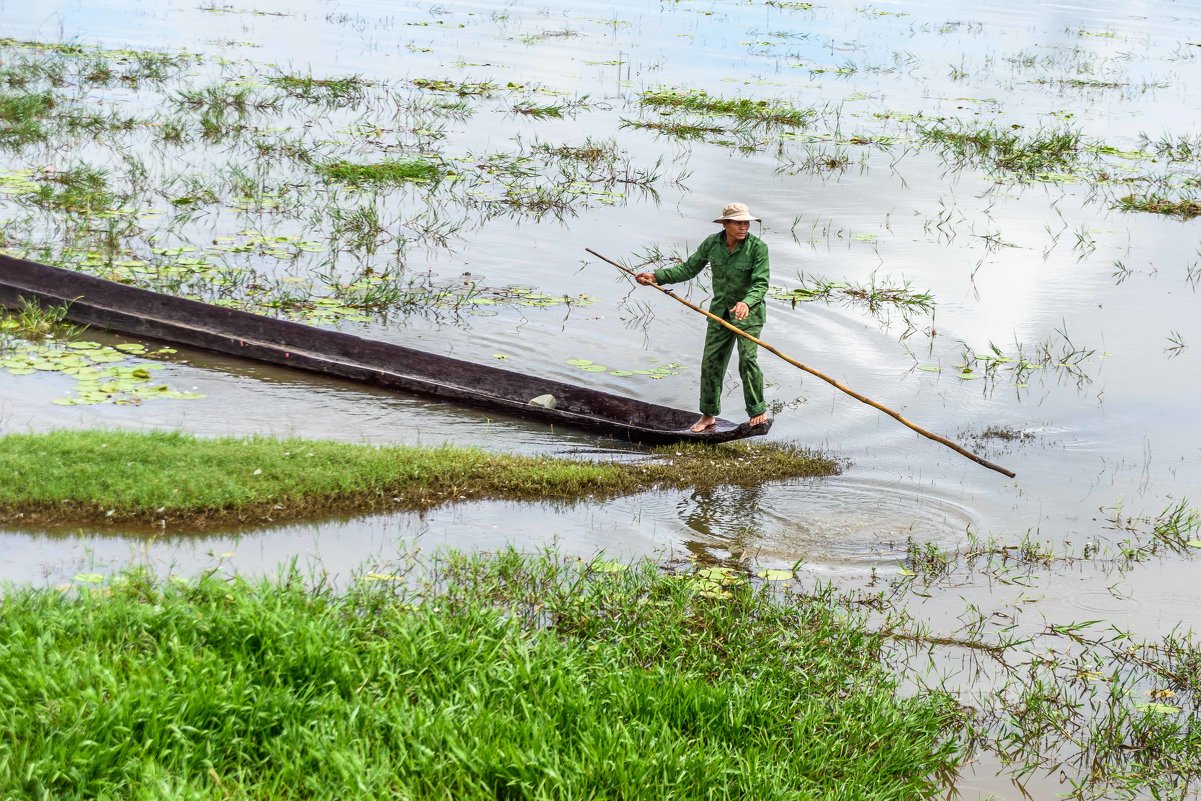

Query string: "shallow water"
[[3, 0, 1200, 795]]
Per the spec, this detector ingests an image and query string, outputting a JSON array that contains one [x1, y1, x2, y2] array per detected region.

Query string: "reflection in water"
[[676, 484, 768, 568]]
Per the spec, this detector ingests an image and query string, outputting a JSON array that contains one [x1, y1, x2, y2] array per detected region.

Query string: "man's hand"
[[731, 301, 750, 320], [635, 272, 657, 285]]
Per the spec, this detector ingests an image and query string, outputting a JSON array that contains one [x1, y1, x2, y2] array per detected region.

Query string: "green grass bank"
[[0, 430, 838, 528], [0, 551, 962, 799]]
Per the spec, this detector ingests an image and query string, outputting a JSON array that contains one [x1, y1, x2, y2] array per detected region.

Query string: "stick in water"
[[585, 247, 1016, 479]]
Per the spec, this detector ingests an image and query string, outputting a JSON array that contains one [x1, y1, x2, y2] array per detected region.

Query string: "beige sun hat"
[[713, 202, 761, 223]]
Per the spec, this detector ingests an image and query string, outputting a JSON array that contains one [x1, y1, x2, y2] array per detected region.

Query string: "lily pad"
[[695, 566, 738, 582], [1137, 702, 1181, 715], [756, 569, 793, 581], [566, 358, 593, 366]]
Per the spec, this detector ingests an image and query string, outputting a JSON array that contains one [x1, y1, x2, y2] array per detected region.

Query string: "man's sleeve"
[[743, 239, 770, 306], [653, 236, 713, 285]]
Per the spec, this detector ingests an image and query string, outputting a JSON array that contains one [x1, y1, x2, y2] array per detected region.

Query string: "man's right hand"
[[635, 272, 657, 285]]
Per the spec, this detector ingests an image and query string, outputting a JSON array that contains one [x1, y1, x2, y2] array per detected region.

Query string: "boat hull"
[[0, 255, 771, 444]]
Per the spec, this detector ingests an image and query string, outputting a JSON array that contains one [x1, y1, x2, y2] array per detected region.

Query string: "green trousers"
[[699, 316, 766, 418]]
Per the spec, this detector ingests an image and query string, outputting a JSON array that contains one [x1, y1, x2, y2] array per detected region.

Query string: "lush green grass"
[[0, 550, 963, 799], [0, 430, 838, 527], [316, 158, 443, 185]]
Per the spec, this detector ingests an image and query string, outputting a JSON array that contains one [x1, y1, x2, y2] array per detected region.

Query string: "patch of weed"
[[0, 91, 53, 146], [32, 166, 116, 214], [268, 73, 368, 103], [640, 88, 813, 127], [316, 159, 443, 185], [918, 120, 1083, 176], [1115, 194, 1201, 220], [411, 77, 497, 96]]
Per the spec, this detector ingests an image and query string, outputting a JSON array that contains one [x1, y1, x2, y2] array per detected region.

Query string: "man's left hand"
[[731, 301, 749, 320]]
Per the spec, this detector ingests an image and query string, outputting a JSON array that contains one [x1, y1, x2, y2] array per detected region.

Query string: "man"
[[635, 202, 770, 433]]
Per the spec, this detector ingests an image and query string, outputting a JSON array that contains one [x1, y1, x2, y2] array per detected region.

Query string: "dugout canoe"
[[0, 255, 771, 444]]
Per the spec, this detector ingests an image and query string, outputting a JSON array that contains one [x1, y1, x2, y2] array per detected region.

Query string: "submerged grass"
[[0, 550, 961, 800], [640, 88, 813, 127], [0, 296, 84, 342], [0, 90, 53, 146], [1115, 193, 1201, 220], [883, 507, 1201, 799], [918, 120, 1083, 176], [316, 158, 443, 185], [0, 430, 838, 527]]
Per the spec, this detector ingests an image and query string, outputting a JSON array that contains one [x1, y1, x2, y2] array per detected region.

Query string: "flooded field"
[[2, 0, 1200, 796]]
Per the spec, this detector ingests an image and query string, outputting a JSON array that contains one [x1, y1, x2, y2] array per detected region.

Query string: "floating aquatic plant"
[[565, 358, 684, 379], [0, 335, 200, 406]]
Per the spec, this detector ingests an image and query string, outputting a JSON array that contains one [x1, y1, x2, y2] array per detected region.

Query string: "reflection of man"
[[636, 202, 770, 433]]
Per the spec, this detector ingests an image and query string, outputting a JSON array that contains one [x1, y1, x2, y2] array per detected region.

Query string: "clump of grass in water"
[[175, 84, 279, 114], [0, 431, 838, 528], [328, 202, 388, 252], [1137, 131, 1201, 162], [640, 88, 814, 127], [317, 158, 443, 185], [620, 117, 725, 140], [31, 166, 116, 214], [0, 90, 54, 147], [411, 77, 498, 97], [770, 274, 936, 316], [1115, 193, 1201, 220], [0, 550, 962, 799], [511, 101, 565, 118], [918, 120, 1083, 176], [531, 140, 612, 163], [0, 296, 84, 342], [173, 83, 280, 141], [268, 72, 369, 103]]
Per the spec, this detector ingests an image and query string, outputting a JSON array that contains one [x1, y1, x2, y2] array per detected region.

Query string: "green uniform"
[[653, 232, 770, 418]]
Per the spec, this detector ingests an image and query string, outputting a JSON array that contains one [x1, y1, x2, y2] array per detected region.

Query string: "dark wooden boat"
[[0, 255, 771, 444]]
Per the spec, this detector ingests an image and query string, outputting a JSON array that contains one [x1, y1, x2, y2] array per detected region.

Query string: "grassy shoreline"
[[0, 430, 839, 529], [0, 550, 962, 799]]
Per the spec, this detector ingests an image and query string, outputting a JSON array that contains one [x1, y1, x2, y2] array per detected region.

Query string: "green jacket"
[[652, 232, 770, 325]]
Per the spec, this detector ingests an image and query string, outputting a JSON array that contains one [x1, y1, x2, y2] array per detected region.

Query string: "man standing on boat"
[[635, 202, 770, 433]]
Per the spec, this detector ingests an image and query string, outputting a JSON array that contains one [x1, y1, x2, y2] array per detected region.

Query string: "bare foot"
[[747, 412, 769, 427], [690, 415, 717, 433]]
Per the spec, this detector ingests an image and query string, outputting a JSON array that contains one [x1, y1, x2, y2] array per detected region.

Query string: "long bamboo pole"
[[586, 247, 1016, 479]]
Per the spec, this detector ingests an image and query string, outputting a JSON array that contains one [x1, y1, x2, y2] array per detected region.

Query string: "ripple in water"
[[671, 477, 979, 571]]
